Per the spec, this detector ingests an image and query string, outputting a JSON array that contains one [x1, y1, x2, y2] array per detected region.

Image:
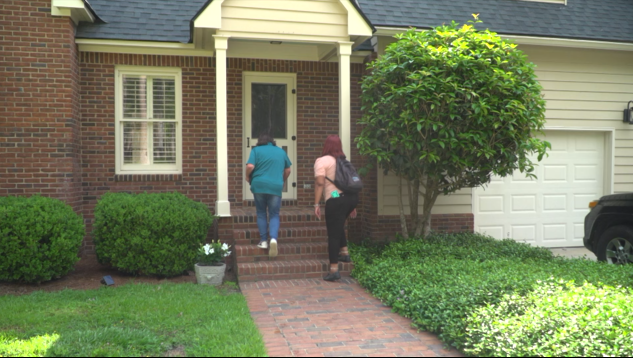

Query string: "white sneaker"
[[269, 239, 278, 258], [257, 241, 268, 249]]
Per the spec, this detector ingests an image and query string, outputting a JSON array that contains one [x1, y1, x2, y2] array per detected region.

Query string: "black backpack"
[[326, 157, 363, 194]]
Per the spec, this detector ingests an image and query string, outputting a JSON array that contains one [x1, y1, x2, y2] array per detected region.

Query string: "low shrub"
[[465, 280, 633, 357], [0, 195, 84, 283], [93, 192, 215, 277], [351, 233, 633, 355]]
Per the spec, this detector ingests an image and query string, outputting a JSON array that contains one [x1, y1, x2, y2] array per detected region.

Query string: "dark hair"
[[256, 132, 276, 146], [321, 134, 345, 159]]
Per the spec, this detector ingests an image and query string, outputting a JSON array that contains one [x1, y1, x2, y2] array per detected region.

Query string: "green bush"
[[93, 192, 215, 277], [351, 233, 633, 355], [465, 280, 633, 357], [0, 195, 84, 283]]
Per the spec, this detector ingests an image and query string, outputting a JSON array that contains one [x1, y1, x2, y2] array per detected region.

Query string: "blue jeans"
[[253, 193, 281, 242]]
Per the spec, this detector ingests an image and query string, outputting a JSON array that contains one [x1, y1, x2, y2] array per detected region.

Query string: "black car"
[[584, 193, 633, 264]]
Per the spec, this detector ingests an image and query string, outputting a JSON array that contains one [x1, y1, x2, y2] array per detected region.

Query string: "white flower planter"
[[195, 263, 226, 286]]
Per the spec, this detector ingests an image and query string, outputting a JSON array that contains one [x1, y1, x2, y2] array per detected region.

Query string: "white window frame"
[[115, 66, 183, 175]]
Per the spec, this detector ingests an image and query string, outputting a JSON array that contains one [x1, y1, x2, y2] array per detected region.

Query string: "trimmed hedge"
[[0, 196, 84, 283], [93, 192, 215, 277], [351, 233, 633, 357]]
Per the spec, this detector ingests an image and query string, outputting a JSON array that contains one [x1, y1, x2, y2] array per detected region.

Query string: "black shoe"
[[324, 271, 341, 282], [338, 255, 352, 263]]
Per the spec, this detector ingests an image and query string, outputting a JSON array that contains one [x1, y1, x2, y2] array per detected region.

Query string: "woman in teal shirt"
[[245, 133, 292, 257]]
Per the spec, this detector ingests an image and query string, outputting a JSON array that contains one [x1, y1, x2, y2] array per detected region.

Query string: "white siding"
[[378, 42, 633, 216], [219, 0, 349, 42]]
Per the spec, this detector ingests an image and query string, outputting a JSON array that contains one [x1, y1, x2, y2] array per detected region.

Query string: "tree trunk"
[[397, 176, 409, 238], [409, 178, 420, 237], [416, 177, 439, 238]]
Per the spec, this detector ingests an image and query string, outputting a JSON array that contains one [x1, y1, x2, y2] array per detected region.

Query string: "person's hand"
[[314, 205, 321, 220], [350, 208, 357, 219]]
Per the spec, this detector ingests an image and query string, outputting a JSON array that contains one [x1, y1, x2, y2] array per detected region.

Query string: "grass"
[[0, 283, 267, 357]]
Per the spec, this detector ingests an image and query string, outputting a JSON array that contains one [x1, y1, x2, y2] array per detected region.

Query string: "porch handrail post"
[[338, 41, 354, 161], [214, 35, 231, 217]]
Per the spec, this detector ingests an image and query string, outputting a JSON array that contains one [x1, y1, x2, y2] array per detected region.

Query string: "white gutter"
[[374, 26, 633, 52]]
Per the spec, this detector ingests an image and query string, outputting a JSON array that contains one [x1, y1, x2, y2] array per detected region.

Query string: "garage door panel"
[[574, 165, 600, 181], [512, 225, 537, 243], [475, 131, 606, 248], [511, 195, 537, 213], [544, 165, 568, 182], [543, 194, 567, 212]]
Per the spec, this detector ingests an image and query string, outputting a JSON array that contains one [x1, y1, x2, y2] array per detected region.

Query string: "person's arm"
[[314, 175, 325, 220], [283, 167, 291, 182], [245, 164, 255, 184]]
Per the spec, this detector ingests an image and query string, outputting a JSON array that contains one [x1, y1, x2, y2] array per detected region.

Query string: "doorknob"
[[292, 182, 297, 188], [292, 136, 296, 141]]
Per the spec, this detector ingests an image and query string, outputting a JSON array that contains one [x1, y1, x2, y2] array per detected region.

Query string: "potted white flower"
[[195, 241, 231, 286]]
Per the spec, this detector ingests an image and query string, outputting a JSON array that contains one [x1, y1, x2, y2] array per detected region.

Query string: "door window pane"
[[251, 83, 287, 139]]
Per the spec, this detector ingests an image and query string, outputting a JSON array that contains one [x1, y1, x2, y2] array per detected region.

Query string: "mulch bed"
[[0, 256, 237, 296]]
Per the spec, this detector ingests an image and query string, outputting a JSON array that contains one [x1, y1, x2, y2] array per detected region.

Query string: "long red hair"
[[321, 134, 346, 159]]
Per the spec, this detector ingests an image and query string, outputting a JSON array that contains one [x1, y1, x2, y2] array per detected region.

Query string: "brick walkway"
[[240, 278, 463, 357]]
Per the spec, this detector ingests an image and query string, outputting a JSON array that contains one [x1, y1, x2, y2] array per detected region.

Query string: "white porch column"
[[214, 35, 231, 217], [338, 41, 354, 161]]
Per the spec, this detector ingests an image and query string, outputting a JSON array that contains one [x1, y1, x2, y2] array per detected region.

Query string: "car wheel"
[[596, 225, 633, 265]]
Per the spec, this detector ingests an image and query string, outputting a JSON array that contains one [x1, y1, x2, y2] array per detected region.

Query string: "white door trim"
[[242, 71, 298, 201]]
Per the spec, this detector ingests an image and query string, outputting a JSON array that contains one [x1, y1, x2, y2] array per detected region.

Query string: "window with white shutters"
[[115, 67, 182, 174]]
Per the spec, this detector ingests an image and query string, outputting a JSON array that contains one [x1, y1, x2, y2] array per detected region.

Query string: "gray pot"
[[194, 263, 226, 286]]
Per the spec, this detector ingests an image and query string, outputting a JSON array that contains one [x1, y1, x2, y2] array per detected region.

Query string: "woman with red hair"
[[313, 135, 358, 281]]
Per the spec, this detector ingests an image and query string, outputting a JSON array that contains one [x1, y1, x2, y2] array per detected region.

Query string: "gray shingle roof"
[[76, 0, 209, 43], [76, 0, 633, 44], [358, 0, 633, 43]]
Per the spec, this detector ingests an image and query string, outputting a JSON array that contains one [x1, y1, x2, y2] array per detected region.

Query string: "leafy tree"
[[357, 17, 549, 237]]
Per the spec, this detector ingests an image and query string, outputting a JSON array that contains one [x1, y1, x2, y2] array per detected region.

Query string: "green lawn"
[[0, 283, 267, 357]]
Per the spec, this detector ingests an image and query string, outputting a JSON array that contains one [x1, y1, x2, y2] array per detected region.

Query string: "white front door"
[[243, 72, 297, 200], [474, 130, 607, 248]]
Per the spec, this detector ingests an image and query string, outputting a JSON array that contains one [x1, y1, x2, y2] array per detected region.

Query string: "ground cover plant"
[[351, 233, 633, 357], [0, 283, 266, 357]]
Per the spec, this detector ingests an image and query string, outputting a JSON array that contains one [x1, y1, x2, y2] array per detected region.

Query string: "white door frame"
[[472, 126, 616, 240], [242, 72, 297, 200]]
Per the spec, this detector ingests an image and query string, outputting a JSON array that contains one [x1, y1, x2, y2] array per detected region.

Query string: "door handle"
[[292, 136, 296, 141], [292, 182, 297, 188], [247, 137, 250, 148]]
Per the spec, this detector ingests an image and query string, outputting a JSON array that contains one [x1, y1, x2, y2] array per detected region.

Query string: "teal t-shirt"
[[247, 143, 292, 197]]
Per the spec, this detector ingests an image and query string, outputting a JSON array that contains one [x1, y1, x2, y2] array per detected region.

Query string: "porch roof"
[[76, 0, 633, 45]]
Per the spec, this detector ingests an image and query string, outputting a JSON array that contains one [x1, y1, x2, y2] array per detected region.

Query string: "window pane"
[[123, 122, 149, 164], [153, 78, 176, 119], [153, 122, 177, 164], [123, 76, 147, 119], [251, 84, 287, 139]]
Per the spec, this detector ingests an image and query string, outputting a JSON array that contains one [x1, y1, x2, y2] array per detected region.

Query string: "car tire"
[[596, 225, 633, 265]]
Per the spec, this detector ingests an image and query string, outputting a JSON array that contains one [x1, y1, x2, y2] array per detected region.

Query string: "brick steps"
[[233, 226, 328, 245], [230, 207, 351, 282], [237, 260, 353, 282], [235, 242, 330, 263]]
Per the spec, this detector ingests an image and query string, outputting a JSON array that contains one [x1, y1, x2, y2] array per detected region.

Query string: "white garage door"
[[474, 131, 606, 248]]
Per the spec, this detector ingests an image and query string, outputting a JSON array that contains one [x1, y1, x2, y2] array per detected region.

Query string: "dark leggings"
[[325, 193, 359, 264]]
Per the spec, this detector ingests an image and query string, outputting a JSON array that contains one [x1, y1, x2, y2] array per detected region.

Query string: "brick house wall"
[[0, 0, 83, 214], [79, 54, 369, 253]]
